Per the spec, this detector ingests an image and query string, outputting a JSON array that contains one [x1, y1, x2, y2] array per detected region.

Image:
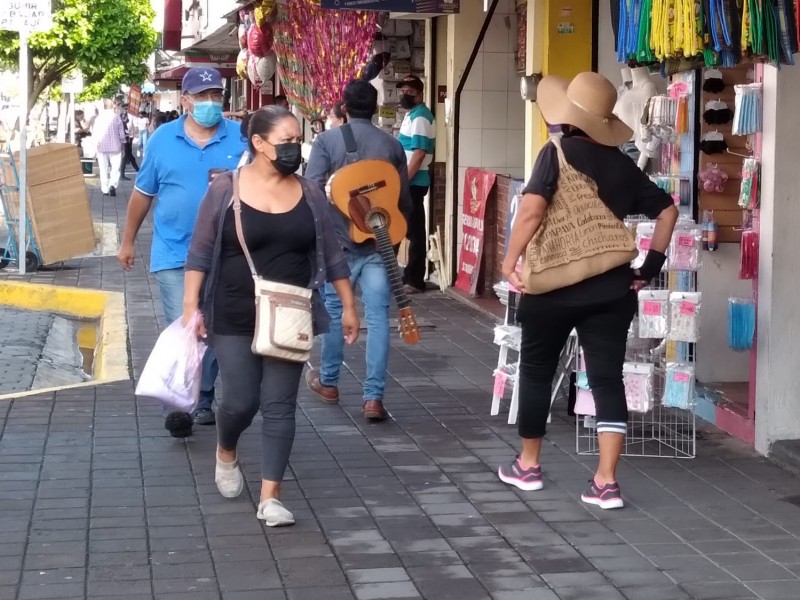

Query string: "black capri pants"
[[516, 291, 637, 439]]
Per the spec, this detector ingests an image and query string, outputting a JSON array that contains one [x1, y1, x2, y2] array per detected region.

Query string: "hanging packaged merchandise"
[[668, 292, 702, 343], [739, 228, 759, 279], [574, 352, 596, 416], [702, 210, 718, 252], [702, 69, 726, 93], [663, 363, 696, 410], [732, 84, 763, 135], [700, 131, 728, 155], [633, 221, 656, 269], [669, 225, 703, 271], [738, 158, 760, 208], [698, 163, 728, 193], [728, 297, 756, 351], [638, 290, 670, 339], [703, 100, 734, 125], [623, 362, 655, 413]]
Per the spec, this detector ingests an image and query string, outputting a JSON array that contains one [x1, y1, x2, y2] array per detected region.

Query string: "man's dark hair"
[[274, 94, 288, 106], [343, 80, 377, 120]]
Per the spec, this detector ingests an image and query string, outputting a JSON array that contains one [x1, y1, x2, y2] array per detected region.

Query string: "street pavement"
[[2, 173, 800, 600], [0, 307, 53, 395]]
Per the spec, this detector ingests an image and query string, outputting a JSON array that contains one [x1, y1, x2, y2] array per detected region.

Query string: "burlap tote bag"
[[522, 137, 637, 294]]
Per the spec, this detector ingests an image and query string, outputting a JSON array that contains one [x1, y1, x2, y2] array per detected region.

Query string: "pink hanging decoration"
[[247, 54, 262, 87], [273, 0, 379, 119], [248, 21, 269, 57]]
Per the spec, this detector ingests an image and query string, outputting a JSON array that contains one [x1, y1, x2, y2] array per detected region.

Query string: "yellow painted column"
[[524, 0, 595, 174]]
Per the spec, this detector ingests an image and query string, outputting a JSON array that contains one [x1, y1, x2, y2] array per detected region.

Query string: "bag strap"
[[340, 123, 359, 165], [231, 169, 259, 279], [549, 135, 569, 168]]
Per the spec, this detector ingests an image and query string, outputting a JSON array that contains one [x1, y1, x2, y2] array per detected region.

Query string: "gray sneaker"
[[194, 408, 216, 425]]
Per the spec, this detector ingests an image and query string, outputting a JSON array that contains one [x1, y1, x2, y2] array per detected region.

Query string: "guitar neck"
[[372, 226, 410, 309]]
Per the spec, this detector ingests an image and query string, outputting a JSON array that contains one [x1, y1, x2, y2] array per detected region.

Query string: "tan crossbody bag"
[[522, 137, 638, 294], [231, 170, 313, 363]]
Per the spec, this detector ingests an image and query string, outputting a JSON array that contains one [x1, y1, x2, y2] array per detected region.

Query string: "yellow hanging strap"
[[741, 0, 751, 51]]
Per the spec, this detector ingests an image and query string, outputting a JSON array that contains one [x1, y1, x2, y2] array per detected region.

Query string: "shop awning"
[[162, 0, 182, 51], [155, 58, 238, 82], [183, 22, 240, 53], [319, 0, 459, 13]]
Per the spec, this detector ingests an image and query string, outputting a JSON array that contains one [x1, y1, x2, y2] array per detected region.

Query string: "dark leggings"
[[516, 291, 637, 439], [213, 335, 304, 482]]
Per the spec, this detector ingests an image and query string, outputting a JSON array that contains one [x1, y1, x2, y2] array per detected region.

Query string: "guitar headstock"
[[398, 307, 420, 345]]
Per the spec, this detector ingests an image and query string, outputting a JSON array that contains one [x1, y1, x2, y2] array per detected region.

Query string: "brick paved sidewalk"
[[2, 175, 800, 600]]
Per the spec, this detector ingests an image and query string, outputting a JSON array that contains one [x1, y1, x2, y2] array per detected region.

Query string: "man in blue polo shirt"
[[118, 67, 246, 438], [396, 75, 435, 294]]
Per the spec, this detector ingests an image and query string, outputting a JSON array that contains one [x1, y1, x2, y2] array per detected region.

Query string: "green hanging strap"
[[638, 0, 656, 61]]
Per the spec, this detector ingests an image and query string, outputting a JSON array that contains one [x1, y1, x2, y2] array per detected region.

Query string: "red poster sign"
[[455, 168, 497, 295]]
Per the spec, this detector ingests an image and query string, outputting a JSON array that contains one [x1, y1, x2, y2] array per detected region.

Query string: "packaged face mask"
[[663, 363, 695, 409], [668, 292, 701, 343], [638, 290, 670, 339], [623, 362, 655, 413]]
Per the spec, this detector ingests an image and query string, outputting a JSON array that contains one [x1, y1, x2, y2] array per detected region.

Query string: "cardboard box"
[[4, 144, 95, 265]]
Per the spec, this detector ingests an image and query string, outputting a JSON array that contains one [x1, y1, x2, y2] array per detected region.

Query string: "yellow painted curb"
[[0, 281, 129, 400]]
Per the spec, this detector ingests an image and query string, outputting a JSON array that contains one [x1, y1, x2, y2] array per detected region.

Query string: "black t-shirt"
[[214, 197, 316, 335], [521, 135, 673, 305]]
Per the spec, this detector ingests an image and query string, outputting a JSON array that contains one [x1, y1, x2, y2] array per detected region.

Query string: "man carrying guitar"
[[305, 80, 412, 421]]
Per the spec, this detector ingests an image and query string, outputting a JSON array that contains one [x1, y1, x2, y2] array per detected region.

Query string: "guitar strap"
[[340, 123, 360, 165]]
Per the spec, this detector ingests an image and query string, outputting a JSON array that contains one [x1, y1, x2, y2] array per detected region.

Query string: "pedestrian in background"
[[396, 75, 435, 294], [92, 99, 126, 197], [118, 68, 247, 437], [118, 104, 140, 180], [500, 72, 678, 510], [183, 106, 358, 526], [326, 101, 347, 130]]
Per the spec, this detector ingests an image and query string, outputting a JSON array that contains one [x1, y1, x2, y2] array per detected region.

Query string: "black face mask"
[[271, 142, 302, 175], [400, 94, 416, 110]]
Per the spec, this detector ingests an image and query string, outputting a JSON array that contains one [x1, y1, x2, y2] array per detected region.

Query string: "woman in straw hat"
[[499, 72, 679, 509]]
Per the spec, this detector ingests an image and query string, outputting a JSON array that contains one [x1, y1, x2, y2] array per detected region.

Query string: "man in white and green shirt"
[[396, 75, 435, 293]]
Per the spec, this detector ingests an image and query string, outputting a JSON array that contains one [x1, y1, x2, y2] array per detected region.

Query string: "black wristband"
[[637, 250, 667, 281]]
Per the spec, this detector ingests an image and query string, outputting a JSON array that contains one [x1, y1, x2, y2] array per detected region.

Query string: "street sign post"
[[0, 0, 53, 274], [62, 72, 84, 145]]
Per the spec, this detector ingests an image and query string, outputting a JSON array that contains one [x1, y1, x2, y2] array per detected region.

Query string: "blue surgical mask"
[[191, 100, 223, 128]]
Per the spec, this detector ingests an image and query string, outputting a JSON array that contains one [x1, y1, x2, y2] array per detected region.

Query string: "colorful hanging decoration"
[[273, 0, 379, 119], [617, 0, 799, 69]]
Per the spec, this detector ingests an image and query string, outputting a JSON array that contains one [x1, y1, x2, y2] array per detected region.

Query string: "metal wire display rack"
[[575, 228, 698, 460]]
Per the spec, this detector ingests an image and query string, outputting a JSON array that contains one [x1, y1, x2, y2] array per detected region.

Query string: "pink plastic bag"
[[135, 313, 207, 413]]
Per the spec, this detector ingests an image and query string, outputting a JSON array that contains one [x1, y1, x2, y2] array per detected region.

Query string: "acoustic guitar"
[[329, 159, 420, 345]]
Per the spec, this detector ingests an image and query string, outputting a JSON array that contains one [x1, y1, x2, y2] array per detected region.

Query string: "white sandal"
[[257, 498, 295, 527]]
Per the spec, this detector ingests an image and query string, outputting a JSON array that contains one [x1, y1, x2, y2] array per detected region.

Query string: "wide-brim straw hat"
[[537, 72, 633, 147]]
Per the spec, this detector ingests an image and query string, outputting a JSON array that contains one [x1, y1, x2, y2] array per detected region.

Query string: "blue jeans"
[[154, 268, 217, 412], [320, 252, 390, 401]]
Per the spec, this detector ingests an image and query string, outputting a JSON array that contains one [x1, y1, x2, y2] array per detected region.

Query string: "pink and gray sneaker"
[[581, 479, 624, 509], [497, 456, 543, 491]]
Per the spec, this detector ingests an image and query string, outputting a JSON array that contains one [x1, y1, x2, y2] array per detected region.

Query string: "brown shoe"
[[362, 399, 388, 421], [305, 368, 339, 404]]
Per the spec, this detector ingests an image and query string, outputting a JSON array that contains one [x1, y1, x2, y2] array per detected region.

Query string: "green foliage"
[[0, 0, 158, 109]]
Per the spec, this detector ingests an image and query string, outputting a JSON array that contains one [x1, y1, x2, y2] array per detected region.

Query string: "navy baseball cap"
[[182, 67, 224, 95]]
